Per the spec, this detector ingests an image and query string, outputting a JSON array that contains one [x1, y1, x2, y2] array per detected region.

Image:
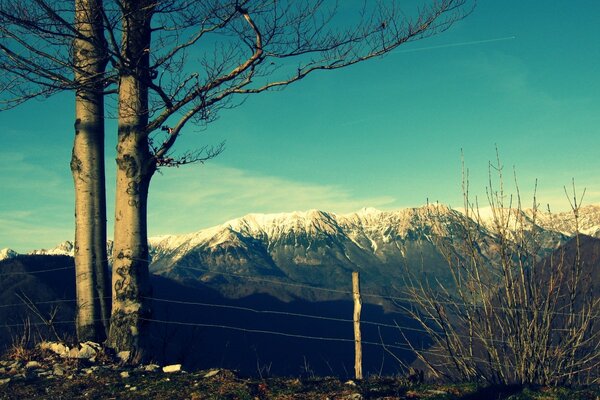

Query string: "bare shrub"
[[402, 156, 600, 385]]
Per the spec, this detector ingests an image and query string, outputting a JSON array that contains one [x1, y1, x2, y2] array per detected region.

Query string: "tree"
[[0, 0, 112, 341], [2, 0, 472, 356], [106, 0, 471, 356]]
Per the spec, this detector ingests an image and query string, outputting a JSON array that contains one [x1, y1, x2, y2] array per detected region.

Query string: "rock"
[[144, 364, 160, 372], [117, 351, 131, 363], [40, 341, 102, 360], [40, 342, 70, 358], [25, 361, 41, 369], [78, 342, 101, 359], [129, 387, 137, 391], [0, 378, 10, 385], [53, 366, 65, 376], [120, 371, 130, 378], [203, 369, 220, 378], [162, 364, 182, 373], [68, 348, 81, 358], [344, 380, 357, 386]]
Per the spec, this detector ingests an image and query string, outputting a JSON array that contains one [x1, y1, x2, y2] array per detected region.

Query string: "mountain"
[[10, 204, 598, 304], [29, 241, 75, 256], [147, 205, 542, 302], [0, 248, 18, 261], [528, 204, 600, 238]]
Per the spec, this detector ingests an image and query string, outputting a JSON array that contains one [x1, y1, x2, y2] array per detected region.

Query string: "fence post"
[[352, 271, 363, 380]]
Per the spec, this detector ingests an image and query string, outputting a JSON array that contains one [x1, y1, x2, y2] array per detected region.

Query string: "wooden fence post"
[[352, 271, 363, 380]]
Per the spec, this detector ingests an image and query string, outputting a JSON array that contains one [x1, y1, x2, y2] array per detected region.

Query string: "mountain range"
[[3, 204, 599, 302]]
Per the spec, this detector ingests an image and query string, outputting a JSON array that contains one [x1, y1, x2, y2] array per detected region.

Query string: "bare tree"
[[105, 0, 471, 357], [2, 0, 471, 356], [0, 0, 112, 342]]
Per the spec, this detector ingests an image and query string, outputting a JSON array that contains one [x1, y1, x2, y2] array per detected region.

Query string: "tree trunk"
[[108, 107, 154, 355], [72, 0, 110, 342], [108, 122, 154, 355], [108, 1, 155, 357]]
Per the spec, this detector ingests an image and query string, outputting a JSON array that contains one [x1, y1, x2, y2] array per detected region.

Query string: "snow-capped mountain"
[[11, 204, 599, 301], [146, 205, 535, 300], [29, 241, 75, 257], [0, 248, 18, 261], [465, 204, 600, 239], [528, 205, 600, 238]]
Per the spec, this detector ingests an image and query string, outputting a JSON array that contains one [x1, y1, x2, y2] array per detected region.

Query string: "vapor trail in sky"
[[395, 35, 517, 54]]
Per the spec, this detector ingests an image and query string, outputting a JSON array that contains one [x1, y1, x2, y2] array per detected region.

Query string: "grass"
[[1, 366, 599, 400]]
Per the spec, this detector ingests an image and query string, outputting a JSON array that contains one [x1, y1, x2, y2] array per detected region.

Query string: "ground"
[[2, 365, 600, 400], [0, 345, 598, 399]]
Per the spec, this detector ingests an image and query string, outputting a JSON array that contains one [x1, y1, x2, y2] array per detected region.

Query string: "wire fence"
[[1, 252, 598, 372], [1, 257, 596, 319], [2, 255, 598, 317]]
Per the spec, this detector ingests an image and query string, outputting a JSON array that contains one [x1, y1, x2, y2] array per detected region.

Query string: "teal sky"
[[1, 1, 599, 252]]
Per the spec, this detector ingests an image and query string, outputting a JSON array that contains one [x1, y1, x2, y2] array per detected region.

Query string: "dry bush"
[[402, 157, 600, 385]]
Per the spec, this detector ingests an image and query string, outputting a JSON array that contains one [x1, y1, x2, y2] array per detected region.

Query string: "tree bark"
[[71, 0, 110, 342], [107, 0, 155, 357]]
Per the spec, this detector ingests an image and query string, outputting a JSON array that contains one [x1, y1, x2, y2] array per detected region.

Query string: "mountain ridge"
[[5, 204, 600, 260]]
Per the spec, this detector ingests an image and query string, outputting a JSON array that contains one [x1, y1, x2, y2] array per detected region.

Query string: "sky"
[[1, 1, 600, 252]]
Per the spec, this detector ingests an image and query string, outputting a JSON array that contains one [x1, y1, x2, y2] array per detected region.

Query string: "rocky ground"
[[0, 342, 598, 400]]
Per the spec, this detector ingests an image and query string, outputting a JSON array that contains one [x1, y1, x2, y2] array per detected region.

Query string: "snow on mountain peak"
[[29, 241, 74, 256], [357, 207, 383, 215], [0, 248, 18, 261]]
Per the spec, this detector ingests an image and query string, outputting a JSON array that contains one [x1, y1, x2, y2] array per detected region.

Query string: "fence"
[[0, 257, 598, 378]]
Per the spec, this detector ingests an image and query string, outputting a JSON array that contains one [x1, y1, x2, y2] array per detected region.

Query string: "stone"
[[68, 348, 81, 358], [162, 364, 182, 373], [117, 351, 131, 363], [40, 342, 70, 358], [0, 378, 10, 385], [78, 342, 100, 359], [53, 366, 65, 376], [344, 380, 357, 386], [120, 371, 130, 378], [25, 361, 41, 369], [203, 369, 220, 378], [144, 364, 160, 372]]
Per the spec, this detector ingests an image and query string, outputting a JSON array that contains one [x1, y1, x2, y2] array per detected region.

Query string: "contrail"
[[394, 35, 516, 54]]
